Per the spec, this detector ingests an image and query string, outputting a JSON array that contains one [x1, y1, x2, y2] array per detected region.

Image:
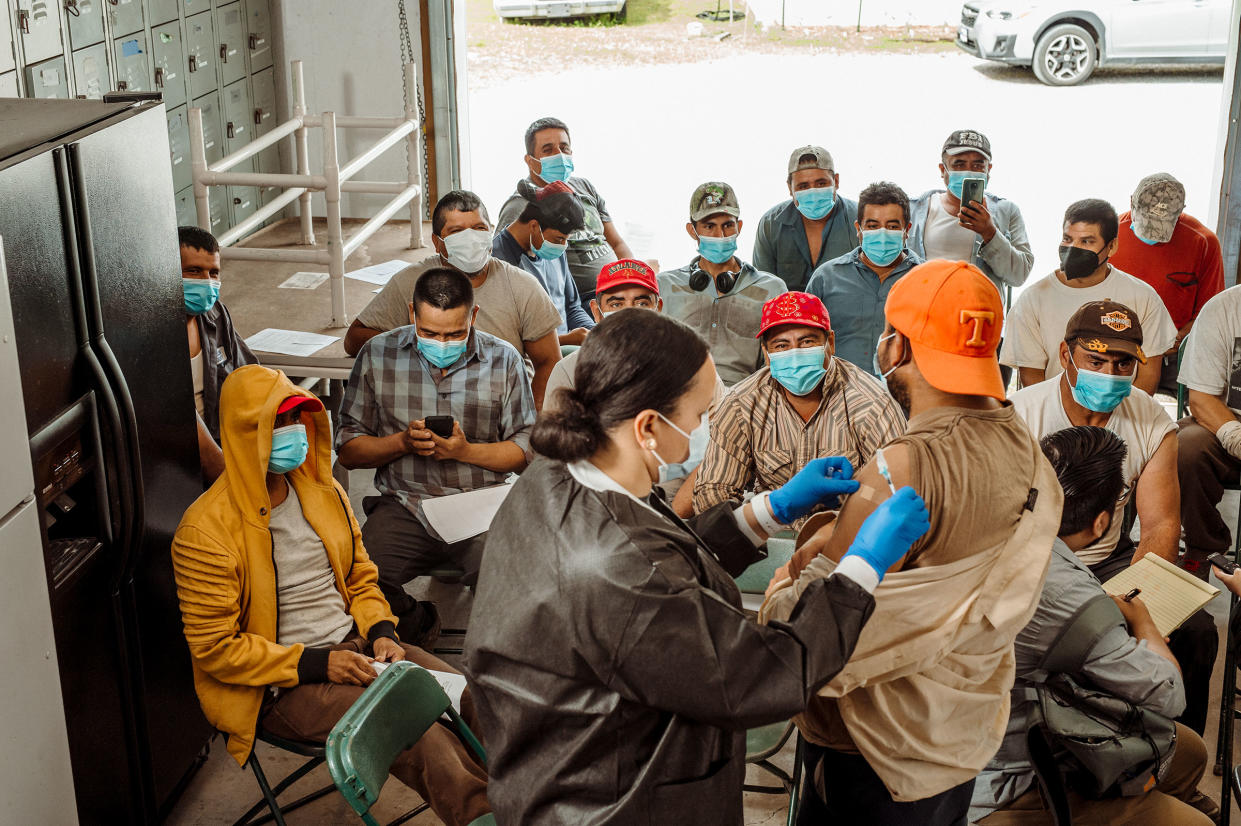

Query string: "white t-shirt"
[[1011, 376, 1176, 565], [190, 350, 205, 416], [1000, 267, 1178, 379], [922, 195, 977, 263], [1179, 285, 1241, 416]]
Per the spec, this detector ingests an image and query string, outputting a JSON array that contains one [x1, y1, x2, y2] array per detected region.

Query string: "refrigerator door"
[[0, 238, 34, 513]]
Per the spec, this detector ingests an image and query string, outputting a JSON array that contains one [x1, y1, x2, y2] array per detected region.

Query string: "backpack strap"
[[1039, 593, 1126, 675]]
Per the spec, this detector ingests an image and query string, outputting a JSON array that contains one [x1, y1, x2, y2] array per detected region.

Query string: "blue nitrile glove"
[[843, 486, 931, 581], [767, 457, 860, 525]]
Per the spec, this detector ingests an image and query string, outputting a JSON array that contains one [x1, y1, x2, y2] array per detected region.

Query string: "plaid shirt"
[[693, 357, 906, 530], [336, 327, 535, 531]]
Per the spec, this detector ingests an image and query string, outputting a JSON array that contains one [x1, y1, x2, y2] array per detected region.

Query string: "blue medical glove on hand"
[[843, 486, 931, 581], [767, 457, 860, 524]]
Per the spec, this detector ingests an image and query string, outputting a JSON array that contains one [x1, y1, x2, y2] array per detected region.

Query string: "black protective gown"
[[463, 459, 875, 825]]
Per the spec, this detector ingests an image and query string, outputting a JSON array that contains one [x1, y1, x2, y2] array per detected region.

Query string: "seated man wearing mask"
[[659, 181, 787, 386], [1010, 300, 1216, 735], [171, 366, 490, 826], [344, 190, 562, 409], [762, 261, 1063, 825], [180, 225, 257, 484], [806, 181, 923, 375], [337, 269, 536, 635], [971, 425, 1215, 826], [492, 180, 595, 347], [1001, 199, 1177, 394], [694, 292, 904, 533], [752, 145, 858, 292]]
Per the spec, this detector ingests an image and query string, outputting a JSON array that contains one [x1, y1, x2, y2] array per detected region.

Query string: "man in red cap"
[[693, 291, 904, 533], [761, 262, 1062, 825]]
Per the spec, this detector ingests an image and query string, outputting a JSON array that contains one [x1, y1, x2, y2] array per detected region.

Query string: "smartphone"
[[960, 177, 985, 210], [425, 415, 455, 439], [1209, 552, 1238, 575]]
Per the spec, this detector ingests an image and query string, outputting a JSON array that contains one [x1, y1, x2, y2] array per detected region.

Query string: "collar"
[[567, 459, 659, 514]]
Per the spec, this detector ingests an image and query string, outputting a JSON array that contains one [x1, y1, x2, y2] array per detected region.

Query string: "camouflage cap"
[[689, 182, 740, 222], [1131, 173, 1185, 244], [787, 145, 835, 176]]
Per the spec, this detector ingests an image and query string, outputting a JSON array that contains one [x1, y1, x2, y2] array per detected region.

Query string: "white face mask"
[[441, 228, 492, 274], [650, 412, 710, 484]]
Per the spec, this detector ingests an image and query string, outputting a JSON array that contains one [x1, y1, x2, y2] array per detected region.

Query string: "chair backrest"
[[325, 662, 455, 820], [1176, 337, 1188, 419], [734, 536, 796, 594]]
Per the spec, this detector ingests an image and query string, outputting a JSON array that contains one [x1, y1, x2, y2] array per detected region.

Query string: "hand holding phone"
[[959, 177, 985, 209], [424, 415, 455, 440], [1209, 552, 1238, 575]]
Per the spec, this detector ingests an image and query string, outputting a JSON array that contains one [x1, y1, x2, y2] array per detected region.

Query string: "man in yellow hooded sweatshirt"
[[171, 365, 490, 824]]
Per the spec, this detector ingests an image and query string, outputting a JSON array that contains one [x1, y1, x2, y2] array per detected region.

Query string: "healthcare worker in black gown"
[[464, 309, 930, 826]]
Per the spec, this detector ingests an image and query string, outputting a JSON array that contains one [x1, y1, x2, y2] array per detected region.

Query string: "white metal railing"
[[189, 59, 424, 328]]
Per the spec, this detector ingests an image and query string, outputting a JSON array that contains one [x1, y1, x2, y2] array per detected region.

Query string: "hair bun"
[[531, 389, 604, 462]]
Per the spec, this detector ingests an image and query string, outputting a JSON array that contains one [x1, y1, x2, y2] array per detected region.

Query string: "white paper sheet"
[[345, 259, 409, 285], [244, 328, 339, 357], [371, 663, 468, 713], [1102, 554, 1219, 637], [421, 481, 515, 544], [278, 271, 329, 290]]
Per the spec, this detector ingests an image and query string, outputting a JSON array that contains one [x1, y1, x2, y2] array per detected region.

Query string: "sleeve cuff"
[[296, 647, 331, 684], [366, 621, 398, 644], [834, 555, 880, 594]]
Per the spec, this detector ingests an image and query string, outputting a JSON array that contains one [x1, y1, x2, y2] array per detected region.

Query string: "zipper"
[[245, 526, 278, 766], [334, 488, 355, 579]]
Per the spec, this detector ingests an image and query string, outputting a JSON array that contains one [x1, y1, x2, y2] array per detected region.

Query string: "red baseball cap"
[[276, 394, 324, 415], [596, 258, 659, 296], [756, 292, 832, 338], [884, 260, 1005, 400]]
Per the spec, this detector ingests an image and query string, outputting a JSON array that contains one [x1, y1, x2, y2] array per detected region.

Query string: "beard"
[[886, 371, 913, 418]]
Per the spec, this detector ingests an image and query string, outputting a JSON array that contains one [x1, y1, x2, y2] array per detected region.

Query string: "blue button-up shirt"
[[492, 229, 596, 335], [805, 246, 923, 375], [751, 196, 859, 292]]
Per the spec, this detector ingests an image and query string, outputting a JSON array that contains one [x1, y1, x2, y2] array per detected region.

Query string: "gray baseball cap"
[[689, 182, 740, 222], [1131, 173, 1185, 244], [942, 129, 992, 161], [787, 145, 834, 176]]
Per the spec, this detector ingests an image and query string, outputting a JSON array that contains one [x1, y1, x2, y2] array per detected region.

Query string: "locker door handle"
[[188, 54, 197, 72], [226, 121, 235, 139], [64, 0, 81, 18], [249, 34, 258, 50], [253, 107, 262, 126], [154, 67, 164, 87], [107, 0, 118, 5], [117, 80, 128, 91], [18, 9, 30, 33], [219, 44, 227, 63]]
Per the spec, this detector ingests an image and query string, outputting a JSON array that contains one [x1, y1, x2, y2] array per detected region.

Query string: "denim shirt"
[[492, 229, 596, 334], [908, 189, 1034, 301], [752, 196, 859, 292]]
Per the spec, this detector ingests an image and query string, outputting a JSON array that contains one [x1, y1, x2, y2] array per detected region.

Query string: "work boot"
[[396, 600, 442, 649]]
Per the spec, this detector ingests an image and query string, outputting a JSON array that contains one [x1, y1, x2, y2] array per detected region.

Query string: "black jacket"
[[196, 300, 256, 440], [464, 458, 874, 825]]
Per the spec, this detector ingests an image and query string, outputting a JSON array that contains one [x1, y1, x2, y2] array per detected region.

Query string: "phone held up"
[[960, 177, 985, 210], [425, 415, 455, 439]]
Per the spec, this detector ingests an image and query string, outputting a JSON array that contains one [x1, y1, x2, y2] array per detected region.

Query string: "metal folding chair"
[[232, 730, 336, 826]]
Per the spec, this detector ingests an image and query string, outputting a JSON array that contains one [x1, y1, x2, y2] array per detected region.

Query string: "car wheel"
[[1032, 23, 1097, 86]]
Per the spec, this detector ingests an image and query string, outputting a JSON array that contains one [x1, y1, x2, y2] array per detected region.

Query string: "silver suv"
[[956, 0, 1230, 85]]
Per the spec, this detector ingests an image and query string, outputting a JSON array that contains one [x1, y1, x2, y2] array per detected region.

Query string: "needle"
[[875, 447, 897, 495]]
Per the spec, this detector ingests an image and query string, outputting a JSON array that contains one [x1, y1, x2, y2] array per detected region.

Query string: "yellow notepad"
[[1102, 554, 1220, 637]]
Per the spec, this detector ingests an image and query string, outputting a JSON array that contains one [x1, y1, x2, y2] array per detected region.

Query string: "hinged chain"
[[398, 0, 431, 219]]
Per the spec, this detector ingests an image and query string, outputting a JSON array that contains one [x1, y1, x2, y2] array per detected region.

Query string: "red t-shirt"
[[1112, 211, 1224, 330]]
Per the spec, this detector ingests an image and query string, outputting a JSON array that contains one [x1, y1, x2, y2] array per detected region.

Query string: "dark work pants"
[[361, 495, 486, 616], [796, 741, 974, 826], [1178, 417, 1241, 561], [1089, 542, 1219, 735]]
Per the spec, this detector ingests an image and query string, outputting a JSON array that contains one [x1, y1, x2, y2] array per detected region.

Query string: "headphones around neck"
[[689, 257, 748, 295]]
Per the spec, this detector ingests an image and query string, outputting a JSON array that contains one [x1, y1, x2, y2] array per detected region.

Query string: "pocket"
[[755, 448, 795, 484]]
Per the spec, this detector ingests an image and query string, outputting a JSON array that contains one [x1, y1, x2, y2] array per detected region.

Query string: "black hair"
[[515, 179, 586, 235], [524, 117, 571, 157], [858, 181, 910, 225], [412, 267, 474, 314], [1040, 426, 1128, 537], [178, 225, 219, 254], [432, 190, 490, 237], [1063, 198, 1119, 244], [533, 312, 710, 462]]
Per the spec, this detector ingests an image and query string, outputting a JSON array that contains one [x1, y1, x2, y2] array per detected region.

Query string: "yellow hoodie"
[[171, 365, 396, 765]]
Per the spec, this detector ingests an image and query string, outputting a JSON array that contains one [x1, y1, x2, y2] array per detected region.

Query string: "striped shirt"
[[693, 356, 906, 529], [336, 327, 536, 532]]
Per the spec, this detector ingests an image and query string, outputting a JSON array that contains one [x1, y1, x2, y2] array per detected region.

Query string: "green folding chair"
[[325, 661, 493, 826]]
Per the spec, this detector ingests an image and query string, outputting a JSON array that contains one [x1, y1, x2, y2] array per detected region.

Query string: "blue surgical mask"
[[794, 186, 835, 221], [417, 333, 469, 368], [532, 228, 569, 261], [947, 170, 987, 200], [651, 412, 709, 484], [1068, 361, 1133, 413], [183, 278, 220, 315], [537, 153, 574, 184], [860, 229, 905, 267], [1133, 229, 1160, 246], [769, 345, 828, 396], [268, 423, 309, 474], [696, 233, 738, 265]]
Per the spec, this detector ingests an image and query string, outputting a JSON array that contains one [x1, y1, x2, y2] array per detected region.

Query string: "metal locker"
[[243, 0, 271, 72], [71, 43, 108, 98], [221, 78, 252, 156], [15, 0, 65, 65], [216, 3, 245, 87], [148, 0, 181, 25], [167, 105, 192, 192], [184, 0, 210, 16], [175, 188, 197, 227], [208, 184, 229, 235], [66, 0, 105, 49], [24, 57, 68, 98], [0, 4, 15, 74], [251, 65, 275, 135], [113, 32, 151, 92], [151, 21, 187, 109], [192, 90, 224, 165], [0, 72, 18, 96], [106, 0, 144, 37], [185, 11, 215, 100], [230, 185, 258, 225]]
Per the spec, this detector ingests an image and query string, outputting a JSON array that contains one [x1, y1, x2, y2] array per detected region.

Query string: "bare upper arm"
[[523, 330, 562, 367], [821, 443, 911, 564], [344, 319, 381, 357], [1136, 432, 1178, 522]]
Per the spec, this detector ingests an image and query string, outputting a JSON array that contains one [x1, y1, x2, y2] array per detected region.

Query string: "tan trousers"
[[977, 723, 1212, 825], [261, 634, 490, 826]]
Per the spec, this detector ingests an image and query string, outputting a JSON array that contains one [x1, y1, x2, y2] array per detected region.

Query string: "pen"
[[875, 447, 897, 495], [1123, 588, 1141, 602]]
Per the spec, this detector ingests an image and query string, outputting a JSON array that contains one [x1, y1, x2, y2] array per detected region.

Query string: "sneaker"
[[1187, 790, 1221, 824], [396, 600, 442, 649]]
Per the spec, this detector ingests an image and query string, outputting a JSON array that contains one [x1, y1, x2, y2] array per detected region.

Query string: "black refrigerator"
[[0, 99, 212, 823]]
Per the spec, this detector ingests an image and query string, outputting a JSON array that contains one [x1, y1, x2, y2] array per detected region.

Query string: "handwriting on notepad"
[[1102, 554, 1218, 637]]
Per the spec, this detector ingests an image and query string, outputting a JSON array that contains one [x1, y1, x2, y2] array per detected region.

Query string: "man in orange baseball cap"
[[763, 260, 1063, 824]]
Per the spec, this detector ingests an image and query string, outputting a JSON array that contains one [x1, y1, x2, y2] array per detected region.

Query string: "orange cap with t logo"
[[883, 259, 1005, 400]]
